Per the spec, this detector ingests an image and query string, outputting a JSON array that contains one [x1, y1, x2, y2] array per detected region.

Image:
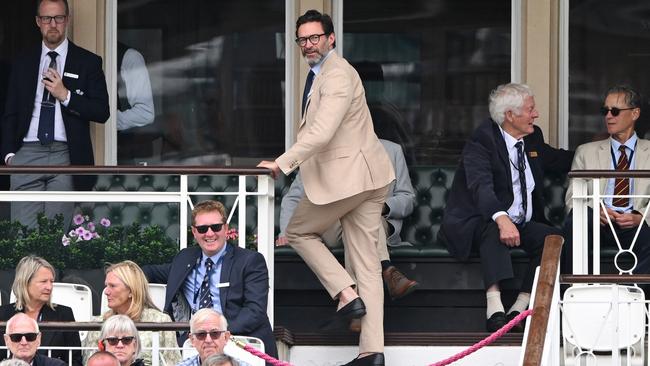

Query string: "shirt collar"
[[610, 133, 638, 153], [499, 125, 523, 150], [41, 38, 68, 57], [310, 49, 335, 76], [202, 243, 229, 264]]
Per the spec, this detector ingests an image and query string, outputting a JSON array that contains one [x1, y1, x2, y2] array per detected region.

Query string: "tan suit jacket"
[[565, 138, 650, 225], [276, 52, 395, 204]]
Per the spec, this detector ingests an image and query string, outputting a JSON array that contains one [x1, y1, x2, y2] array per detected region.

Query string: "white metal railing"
[[0, 166, 275, 324], [539, 171, 650, 366]]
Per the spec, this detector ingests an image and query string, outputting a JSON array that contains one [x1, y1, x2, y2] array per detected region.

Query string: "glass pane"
[[117, 0, 285, 165], [343, 0, 511, 165], [568, 0, 650, 148]]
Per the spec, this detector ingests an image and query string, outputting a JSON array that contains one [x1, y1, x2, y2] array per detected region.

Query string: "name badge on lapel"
[[528, 151, 538, 158], [64, 72, 79, 79], [217, 282, 230, 288]]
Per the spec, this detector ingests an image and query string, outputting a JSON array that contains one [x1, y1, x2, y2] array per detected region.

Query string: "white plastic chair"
[[562, 284, 645, 366], [12, 282, 93, 341], [181, 335, 265, 366]]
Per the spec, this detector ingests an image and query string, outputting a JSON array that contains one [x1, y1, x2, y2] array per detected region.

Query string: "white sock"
[[508, 292, 531, 314], [486, 291, 504, 318]]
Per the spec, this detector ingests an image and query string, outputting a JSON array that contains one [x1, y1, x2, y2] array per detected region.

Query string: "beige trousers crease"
[[286, 184, 390, 353]]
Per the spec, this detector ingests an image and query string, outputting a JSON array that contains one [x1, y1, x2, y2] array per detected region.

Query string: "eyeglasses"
[[104, 336, 135, 346], [600, 106, 636, 117], [295, 33, 327, 47], [38, 15, 67, 24], [192, 330, 225, 341], [194, 223, 224, 234], [8, 333, 38, 343]]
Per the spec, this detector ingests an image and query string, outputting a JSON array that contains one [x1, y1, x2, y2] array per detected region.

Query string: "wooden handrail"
[[569, 170, 650, 178], [0, 165, 271, 176], [0, 321, 189, 331], [522, 234, 563, 366], [561, 274, 650, 284]]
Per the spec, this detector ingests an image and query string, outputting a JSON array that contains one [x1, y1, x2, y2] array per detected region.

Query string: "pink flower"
[[73, 214, 84, 225], [82, 231, 93, 241], [92, 232, 100, 239], [100, 218, 111, 227], [226, 228, 239, 240], [87, 222, 96, 232], [61, 235, 71, 246], [75, 226, 85, 236]]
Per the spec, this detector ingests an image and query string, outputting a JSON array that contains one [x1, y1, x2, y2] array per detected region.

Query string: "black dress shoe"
[[506, 311, 524, 332], [336, 297, 367, 320], [320, 297, 367, 330], [486, 311, 506, 332], [343, 353, 384, 366]]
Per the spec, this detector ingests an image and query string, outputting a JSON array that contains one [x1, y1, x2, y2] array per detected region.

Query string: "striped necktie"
[[198, 258, 214, 309], [613, 145, 630, 207]]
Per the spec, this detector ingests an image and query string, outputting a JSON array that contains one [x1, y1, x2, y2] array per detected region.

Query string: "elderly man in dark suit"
[[3, 313, 66, 366], [439, 83, 572, 332], [1, 0, 109, 228], [142, 200, 277, 360]]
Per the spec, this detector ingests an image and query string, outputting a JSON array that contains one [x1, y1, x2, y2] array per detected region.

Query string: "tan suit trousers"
[[286, 184, 390, 353], [321, 219, 391, 263]]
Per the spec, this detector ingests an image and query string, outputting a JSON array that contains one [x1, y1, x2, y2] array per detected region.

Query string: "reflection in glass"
[[117, 0, 285, 165], [343, 0, 511, 165], [569, 0, 650, 148]]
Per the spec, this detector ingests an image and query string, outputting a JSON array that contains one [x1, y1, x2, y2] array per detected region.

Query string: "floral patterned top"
[[83, 307, 182, 366]]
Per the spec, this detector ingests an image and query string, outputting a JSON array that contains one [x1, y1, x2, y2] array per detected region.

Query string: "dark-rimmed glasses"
[[600, 106, 636, 117], [192, 330, 225, 341], [8, 333, 38, 343], [194, 223, 224, 234], [295, 33, 326, 47], [104, 336, 135, 346], [38, 15, 67, 24]]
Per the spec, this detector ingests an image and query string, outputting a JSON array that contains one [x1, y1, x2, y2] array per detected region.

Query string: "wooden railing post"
[[522, 234, 564, 366]]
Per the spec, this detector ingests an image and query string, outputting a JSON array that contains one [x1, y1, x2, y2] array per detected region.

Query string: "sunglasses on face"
[[104, 336, 135, 346], [194, 223, 224, 234], [192, 330, 225, 341], [8, 333, 38, 342], [600, 106, 636, 116]]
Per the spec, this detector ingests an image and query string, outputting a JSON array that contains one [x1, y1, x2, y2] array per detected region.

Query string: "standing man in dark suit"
[[142, 200, 277, 360], [1, 0, 109, 228], [439, 83, 569, 332], [3, 313, 65, 366]]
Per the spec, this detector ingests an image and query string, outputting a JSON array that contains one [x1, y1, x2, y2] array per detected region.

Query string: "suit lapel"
[[27, 46, 42, 103], [219, 244, 234, 316], [491, 121, 510, 176], [598, 140, 611, 194]]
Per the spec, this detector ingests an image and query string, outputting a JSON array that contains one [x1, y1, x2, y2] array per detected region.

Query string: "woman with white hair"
[[98, 315, 144, 366], [0, 256, 81, 366]]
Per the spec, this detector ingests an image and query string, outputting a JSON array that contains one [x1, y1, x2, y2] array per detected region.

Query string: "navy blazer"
[[0, 303, 82, 366], [32, 353, 66, 366], [439, 119, 573, 260], [1, 40, 109, 190], [143, 244, 277, 358]]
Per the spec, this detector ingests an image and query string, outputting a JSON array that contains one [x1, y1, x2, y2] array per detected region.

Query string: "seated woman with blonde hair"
[[83, 261, 181, 366], [0, 256, 81, 366], [98, 315, 144, 366]]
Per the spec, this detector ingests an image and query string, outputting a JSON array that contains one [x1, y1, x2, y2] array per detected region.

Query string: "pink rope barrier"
[[234, 308, 533, 366], [428, 309, 534, 366]]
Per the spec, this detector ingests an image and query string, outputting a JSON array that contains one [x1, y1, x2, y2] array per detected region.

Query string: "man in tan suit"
[[258, 9, 394, 366], [564, 85, 650, 274]]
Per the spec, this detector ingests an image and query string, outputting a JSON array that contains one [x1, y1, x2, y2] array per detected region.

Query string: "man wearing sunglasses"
[[177, 309, 250, 366], [3, 313, 65, 366], [564, 85, 650, 274], [142, 200, 277, 361], [1, 0, 109, 229]]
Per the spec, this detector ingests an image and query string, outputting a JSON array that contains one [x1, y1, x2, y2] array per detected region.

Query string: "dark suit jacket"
[[143, 244, 277, 358], [32, 353, 66, 366], [1, 40, 109, 190], [439, 119, 574, 260], [0, 303, 82, 366]]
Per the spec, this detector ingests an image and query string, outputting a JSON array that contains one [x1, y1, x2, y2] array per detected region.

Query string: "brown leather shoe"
[[349, 318, 361, 333], [383, 266, 418, 300]]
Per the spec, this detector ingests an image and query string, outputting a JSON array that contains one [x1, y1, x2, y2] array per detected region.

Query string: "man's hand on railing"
[[257, 160, 281, 179], [275, 235, 289, 246], [496, 215, 520, 247]]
